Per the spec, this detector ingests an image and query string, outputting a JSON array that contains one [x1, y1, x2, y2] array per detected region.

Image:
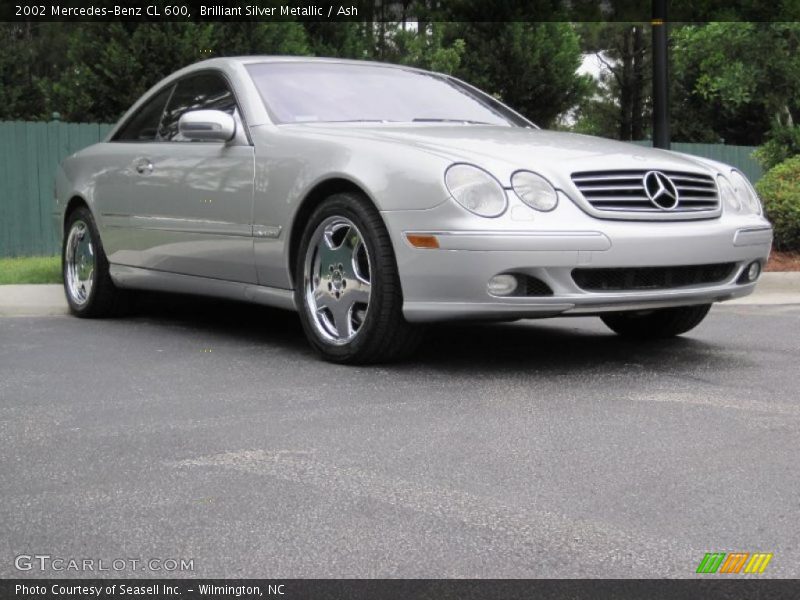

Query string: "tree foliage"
[[671, 23, 800, 145], [42, 22, 311, 122], [10, 14, 798, 155], [753, 125, 800, 171], [442, 22, 590, 127], [0, 24, 71, 120], [571, 20, 800, 149], [572, 23, 650, 140], [383, 25, 465, 75], [0, 19, 588, 127]]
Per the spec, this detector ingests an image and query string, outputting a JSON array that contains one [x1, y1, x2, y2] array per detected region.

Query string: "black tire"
[[601, 304, 712, 340], [294, 192, 423, 364], [62, 206, 127, 318]]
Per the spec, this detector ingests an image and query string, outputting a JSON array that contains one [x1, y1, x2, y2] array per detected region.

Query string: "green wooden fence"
[[0, 120, 765, 258], [0, 120, 114, 258], [633, 140, 763, 183]]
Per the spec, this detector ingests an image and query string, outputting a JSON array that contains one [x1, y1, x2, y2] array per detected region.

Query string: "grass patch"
[[0, 256, 62, 284]]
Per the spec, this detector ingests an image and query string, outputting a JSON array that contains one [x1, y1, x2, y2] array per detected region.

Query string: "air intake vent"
[[572, 263, 735, 292], [519, 275, 553, 297], [500, 275, 553, 297], [571, 169, 719, 218]]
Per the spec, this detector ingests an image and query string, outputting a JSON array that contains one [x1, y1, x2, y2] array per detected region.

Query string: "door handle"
[[134, 158, 153, 175]]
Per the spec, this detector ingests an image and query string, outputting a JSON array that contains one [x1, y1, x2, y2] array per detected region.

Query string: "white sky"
[[578, 53, 610, 80]]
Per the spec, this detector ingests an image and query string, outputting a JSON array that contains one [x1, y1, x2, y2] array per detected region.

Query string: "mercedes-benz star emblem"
[[643, 171, 679, 210]]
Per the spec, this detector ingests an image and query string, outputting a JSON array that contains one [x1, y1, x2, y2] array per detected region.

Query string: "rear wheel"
[[295, 192, 423, 364], [601, 304, 712, 339], [62, 206, 127, 317]]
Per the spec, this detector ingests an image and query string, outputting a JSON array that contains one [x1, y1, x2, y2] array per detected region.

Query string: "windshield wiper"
[[412, 118, 494, 125]]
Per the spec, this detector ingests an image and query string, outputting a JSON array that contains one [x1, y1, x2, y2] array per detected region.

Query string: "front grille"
[[571, 169, 719, 216], [572, 263, 736, 292]]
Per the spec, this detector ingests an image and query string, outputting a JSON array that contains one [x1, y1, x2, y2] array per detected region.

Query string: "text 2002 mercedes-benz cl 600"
[[56, 57, 772, 363]]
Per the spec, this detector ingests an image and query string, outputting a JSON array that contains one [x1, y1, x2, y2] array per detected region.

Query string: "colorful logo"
[[696, 552, 773, 574]]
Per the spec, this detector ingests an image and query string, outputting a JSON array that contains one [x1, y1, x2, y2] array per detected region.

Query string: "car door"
[[132, 71, 257, 283], [93, 84, 176, 267]]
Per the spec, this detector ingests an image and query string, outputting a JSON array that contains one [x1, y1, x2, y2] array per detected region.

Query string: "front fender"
[[252, 125, 453, 214], [251, 126, 456, 288]]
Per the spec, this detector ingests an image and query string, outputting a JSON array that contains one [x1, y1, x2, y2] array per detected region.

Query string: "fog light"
[[746, 261, 761, 282], [488, 274, 518, 296]]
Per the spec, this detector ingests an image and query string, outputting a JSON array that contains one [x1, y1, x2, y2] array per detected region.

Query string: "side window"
[[113, 85, 173, 142], [158, 73, 238, 142]]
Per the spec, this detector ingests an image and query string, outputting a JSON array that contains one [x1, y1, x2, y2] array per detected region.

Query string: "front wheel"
[[62, 206, 127, 317], [601, 304, 712, 339], [294, 192, 423, 364]]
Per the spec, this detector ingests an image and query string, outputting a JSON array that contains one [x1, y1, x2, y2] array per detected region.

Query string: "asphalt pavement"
[[1, 295, 799, 578]]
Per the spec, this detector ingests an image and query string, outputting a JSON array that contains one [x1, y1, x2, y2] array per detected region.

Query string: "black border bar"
[[3, 0, 800, 23], [3, 579, 800, 600]]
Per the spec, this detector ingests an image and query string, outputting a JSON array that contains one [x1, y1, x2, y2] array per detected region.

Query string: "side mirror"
[[178, 109, 236, 142]]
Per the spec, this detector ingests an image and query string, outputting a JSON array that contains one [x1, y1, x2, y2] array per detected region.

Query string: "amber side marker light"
[[406, 234, 440, 249]]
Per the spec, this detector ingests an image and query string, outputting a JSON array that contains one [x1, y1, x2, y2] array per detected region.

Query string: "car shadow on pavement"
[[416, 319, 725, 376], [123, 291, 728, 375], [127, 291, 308, 349]]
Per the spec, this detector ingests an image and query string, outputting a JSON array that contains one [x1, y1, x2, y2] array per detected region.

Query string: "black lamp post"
[[652, 0, 670, 149]]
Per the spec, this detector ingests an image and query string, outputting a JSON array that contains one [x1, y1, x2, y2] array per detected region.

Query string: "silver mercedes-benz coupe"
[[56, 56, 773, 363]]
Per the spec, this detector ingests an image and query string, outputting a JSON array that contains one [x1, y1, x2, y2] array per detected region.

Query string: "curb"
[[728, 272, 800, 305], [0, 284, 69, 316], [1, 274, 799, 316]]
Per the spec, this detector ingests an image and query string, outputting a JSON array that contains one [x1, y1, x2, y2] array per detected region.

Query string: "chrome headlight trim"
[[717, 174, 741, 213], [444, 163, 508, 218], [729, 169, 762, 215], [511, 170, 559, 212]]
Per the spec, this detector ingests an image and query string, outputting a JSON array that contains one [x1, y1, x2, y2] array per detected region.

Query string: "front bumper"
[[382, 193, 773, 322]]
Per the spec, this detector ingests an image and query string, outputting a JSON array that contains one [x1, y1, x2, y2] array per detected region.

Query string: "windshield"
[[245, 62, 529, 127]]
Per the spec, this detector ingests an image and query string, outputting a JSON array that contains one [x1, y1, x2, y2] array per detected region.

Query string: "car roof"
[[186, 55, 428, 72]]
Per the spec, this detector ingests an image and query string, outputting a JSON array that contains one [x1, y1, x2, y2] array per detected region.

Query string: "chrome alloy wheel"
[[303, 216, 372, 345], [65, 220, 95, 306]]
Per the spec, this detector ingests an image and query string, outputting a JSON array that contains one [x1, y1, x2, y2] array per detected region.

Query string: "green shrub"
[[755, 155, 800, 251], [753, 125, 800, 171]]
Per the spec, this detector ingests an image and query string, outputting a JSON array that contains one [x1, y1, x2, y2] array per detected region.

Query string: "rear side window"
[[158, 72, 237, 142], [113, 85, 173, 142]]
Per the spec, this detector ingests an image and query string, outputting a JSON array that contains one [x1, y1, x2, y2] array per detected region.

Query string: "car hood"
[[287, 124, 717, 186]]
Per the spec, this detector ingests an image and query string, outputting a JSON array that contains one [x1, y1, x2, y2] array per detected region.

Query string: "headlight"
[[717, 174, 741, 212], [445, 164, 507, 217], [729, 170, 762, 215], [511, 170, 558, 212]]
